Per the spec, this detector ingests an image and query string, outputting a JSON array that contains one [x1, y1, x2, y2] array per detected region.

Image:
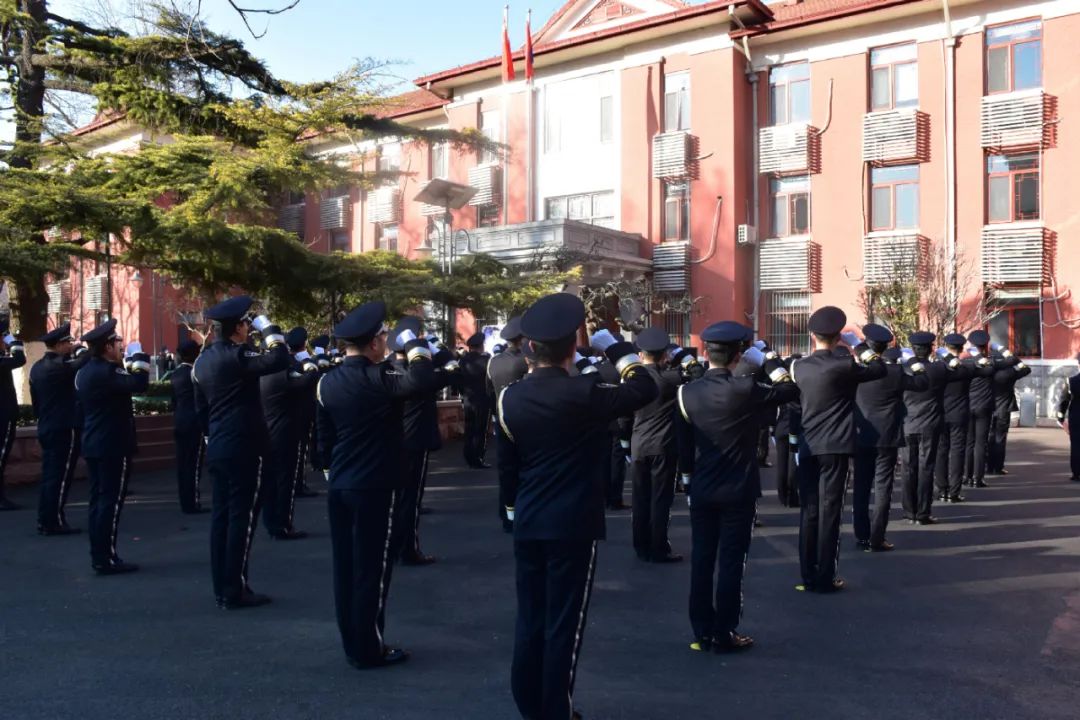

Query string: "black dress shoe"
[[93, 561, 139, 575], [472, 461, 492, 469], [713, 631, 754, 653], [606, 502, 631, 511], [753, 518, 764, 528], [915, 517, 937, 526], [0, 498, 21, 511], [39, 524, 82, 536], [270, 528, 309, 540], [948, 494, 965, 503], [182, 507, 210, 515], [652, 553, 684, 564], [869, 540, 895, 552], [349, 647, 410, 669], [296, 487, 320, 498], [855, 539, 871, 551], [973, 478, 988, 488], [936, 493, 949, 502], [758, 460, 772, 468], [401, 553, 436, 566], [221, 590, 272, 609]]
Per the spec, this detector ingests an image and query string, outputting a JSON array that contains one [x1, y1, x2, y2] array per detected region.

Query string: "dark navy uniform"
[[170, 340, 206, 514], [459, 333, 491, 468], [936, 337, 997, 500], [791, 308, 886, 592], [30, 325, 88, 530], [488, 317, 529, 530], [676, 321, 798, 651], [192, 296, 290, 607], [316, 302, 437, 668], [773, 355, 803, 507], [594, 353, 633, 509], [300, 334, 333, 487], [259, 340, 319, 538], [988, 352, 1031, 475], [74, 320, 150, 573], [1055, 371, 1080, 480], [628, 327, 683, 562], [497, 295, 657, 720], [853, 335, 929, 550], [962, 331, 1012, 487], [0, 321, 27, 510]]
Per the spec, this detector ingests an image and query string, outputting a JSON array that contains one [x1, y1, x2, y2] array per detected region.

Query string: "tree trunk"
[[10, 1, 51, 339]]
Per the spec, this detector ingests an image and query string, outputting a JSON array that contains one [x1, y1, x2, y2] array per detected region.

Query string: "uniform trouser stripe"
[[56, 429, 77, 526], [108, 457, 130, 559], [739, 503, 758, 626], [286, 439, 304, 528], [240, 457, 264, 586], [412, 452, 429, 554], [375, 491, 398, 649], [0, 420, 13, 493], [193, 437, 205, 507], [567, 540, 599, 702]]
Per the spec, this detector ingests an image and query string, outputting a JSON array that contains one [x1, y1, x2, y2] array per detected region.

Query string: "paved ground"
[[2, 427, 1079, 720]]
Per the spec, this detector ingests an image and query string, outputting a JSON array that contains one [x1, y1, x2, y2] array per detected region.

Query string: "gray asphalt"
[[2, 428, 1079, 719]]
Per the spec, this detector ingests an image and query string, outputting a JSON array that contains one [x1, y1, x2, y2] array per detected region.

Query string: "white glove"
[[841, 331, 861, 347], [125, 341, 143, 357], [2, 333, 14, 345], [619, 439, 630, 450], [742, 346, 766, 367], [251, 315, 273, 332], [313, 346, 326, 356], [295, 350, 311, 361], [991, 342, 1003, 352], [935, 347, 950, 359], [967, 346, 981, 357], [679, 473, 691, 488], [574, 351, 586, 364], [752, 340, 767, 351], [506, 507, 515, 522], [323, 470, 330, 482], [590, 329, 617, 352], [396, 328, 418, 346], [901, 348, 915, 361]]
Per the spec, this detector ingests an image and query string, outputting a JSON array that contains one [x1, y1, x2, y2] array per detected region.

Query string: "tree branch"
[[226, 0, 302, 39]]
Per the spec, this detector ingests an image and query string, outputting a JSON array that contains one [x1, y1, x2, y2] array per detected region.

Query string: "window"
[[986, 20, 1042, 94], [376, 223, 398, 252], [477, 204, 501, 228], [988, 302, 1041, 357], [987, 153, 1039, 223], [770, 176, 810, 237], [870, 165, 919, 230], [663, 308, 690, 348], [377, 142, 401, 174], [544, 190, 615, 227], [769, 63, 810, 126], [431, 143, 448, 179], [287, 190, 305, 205], [481, 110, 501, 165], [664, 72, 690, 132], [330, 229, 350, 252], [544, 72, 615, 153], [870, 44, 918, 110], [663, 182, 690, 242], [763, 291, 810, 356]]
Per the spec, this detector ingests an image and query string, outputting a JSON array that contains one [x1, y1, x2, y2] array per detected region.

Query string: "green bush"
[[14, 395, 172, 427], [16, 404, 35, 427]]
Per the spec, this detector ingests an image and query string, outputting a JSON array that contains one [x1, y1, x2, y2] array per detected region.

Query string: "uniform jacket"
[[903, 359, 968, 435], [595, 357, 633, 439], [969, 355, 1017, 415], [169, 363, 204, 436], [676, 367, 799, 504], [458, 351, 490, 407], [259, 360, 319, 444], [192, 339, 290, 460], [993, 357, 1032, 418], [1057, 373, 1080, 422], [29, 351, 88, 435], [855, 361, 930, 448], [487, 347, 529, 397], [392, 356, 454, 452], [791, 349, 887, 456], [943, 357, 998, 424], [74, 356, 148, 459], [316, 354, 437, 491], [630, 364, 682, 457], [496, 365, 657, 541], [0, 349, 26, 420]]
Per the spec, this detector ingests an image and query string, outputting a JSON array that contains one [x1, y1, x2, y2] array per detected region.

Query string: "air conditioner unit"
[[737, 224, 757, 246], [652, 131, 693, 179], [468, 164, 502, 206]]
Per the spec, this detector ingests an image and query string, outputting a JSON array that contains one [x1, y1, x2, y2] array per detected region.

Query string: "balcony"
[[319, 195, 350, 230], [467, 164, 502, 206], [452, 219, 650, 284], [981, 223, 1052, 284], [370, 187, 402, 224], [981, 90, 1057, 149], [862, 108, 930, 164], [862, 231, 926, 284], [277, 203, 305, 234], [652, 131, 699, 180], [758, 236, 820, 291], [759, 124, 820, 175]]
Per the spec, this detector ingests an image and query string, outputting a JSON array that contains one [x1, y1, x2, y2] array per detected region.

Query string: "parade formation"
[[0, 292, 1073, 720]]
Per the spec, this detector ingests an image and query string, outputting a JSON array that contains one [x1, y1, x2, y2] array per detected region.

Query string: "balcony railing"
[[862, 231, 926, 284], [46, 280, 71, 315], [370, 187, 402, 224], [862, 108, 930, 164], [981, 223, 1051, 284], [759, 124, 820, 175], [759, 236, 819, 291], [981, 90, 1056, 149], [277, 203, 305, 234], [652, 131, 698, 179], [319, 195, 349, 230], [84, 274, 108, 312]]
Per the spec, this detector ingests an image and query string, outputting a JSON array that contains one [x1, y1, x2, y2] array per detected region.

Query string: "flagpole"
[[525, 9, 533, 223], [502, 4, 511, 227]]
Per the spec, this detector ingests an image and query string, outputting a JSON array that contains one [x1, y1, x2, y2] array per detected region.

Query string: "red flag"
[[525, 9, 534, 82], [502, 6, 516, 83]]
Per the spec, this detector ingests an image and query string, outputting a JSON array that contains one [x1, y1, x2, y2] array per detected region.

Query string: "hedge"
[[15, 395, 172, 427]]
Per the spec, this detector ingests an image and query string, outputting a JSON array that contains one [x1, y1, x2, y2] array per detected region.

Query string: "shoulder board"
[[115, 367, 131, 376], [596, 382, 618, 389]]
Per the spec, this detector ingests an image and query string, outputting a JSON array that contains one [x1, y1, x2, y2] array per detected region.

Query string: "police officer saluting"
[[626, 326, 684, 563], [488, 317, 528, 532], [496, 293, 657, 720], [316, 301, 438, 669], [170, 339, 207, 514], [0, 320, 27, 511], [30, 323, 88, 531], [1055, 356, 1080, 482], [74, 320, 150, 574], [988, 343, 1031, 477], [936, 333, 994, 503], [676, 321, 797, 653], [791, 308, 885, 593], [459, 332, 492, 469], [192, 296, 290, 609], [852, 326, 929, 552]]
